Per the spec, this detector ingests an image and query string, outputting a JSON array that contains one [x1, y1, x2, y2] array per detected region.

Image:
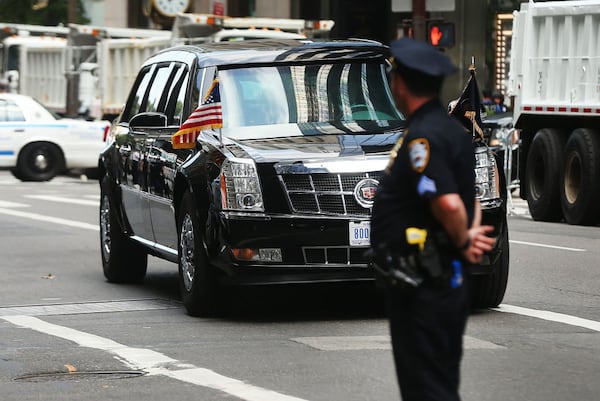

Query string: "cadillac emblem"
[[354, 178, 379, 208]]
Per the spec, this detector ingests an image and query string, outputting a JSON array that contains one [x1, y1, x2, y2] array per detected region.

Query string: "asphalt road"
[[0, 171, 599, 401]]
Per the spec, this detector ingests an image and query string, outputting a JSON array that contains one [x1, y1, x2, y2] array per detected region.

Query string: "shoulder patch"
[[408, 138, 430, 173]]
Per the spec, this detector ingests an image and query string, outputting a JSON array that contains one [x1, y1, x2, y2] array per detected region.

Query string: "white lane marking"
[[2, 316, 309, 401], [509, 239, 586, 252], [0, 200, 29, 208], [0, 208, 98, 231], [24, 195, 98, 206], [494, 304, 600, 332], [0, 299, 180, 317], [292, 335, 503, 351], [155, 368, 307, 401]]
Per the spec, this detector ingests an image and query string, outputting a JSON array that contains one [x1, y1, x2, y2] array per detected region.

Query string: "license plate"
[[349, 221, 370, 246]]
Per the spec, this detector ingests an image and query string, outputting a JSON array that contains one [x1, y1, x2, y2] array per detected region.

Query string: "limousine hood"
[[219, 122, 403, 164]]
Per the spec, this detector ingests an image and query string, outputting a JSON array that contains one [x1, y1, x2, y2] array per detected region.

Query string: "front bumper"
[[207, 212, 375, 285], [208, 197, 507, 285]]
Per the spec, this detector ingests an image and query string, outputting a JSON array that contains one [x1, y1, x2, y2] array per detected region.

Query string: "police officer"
[[371, 38, 496, 401]]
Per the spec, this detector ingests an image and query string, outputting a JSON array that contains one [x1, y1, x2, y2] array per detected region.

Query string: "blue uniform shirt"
[[371, 99, 476, 251]]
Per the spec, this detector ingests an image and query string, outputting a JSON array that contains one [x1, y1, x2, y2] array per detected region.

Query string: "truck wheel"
[[525, 128, 567, 221], [16, 142, 64, 182], [470, 223, 509, 309], [100, 177, 147, 283], [178, 190, 224, 317], [560, 129, 600, 225]]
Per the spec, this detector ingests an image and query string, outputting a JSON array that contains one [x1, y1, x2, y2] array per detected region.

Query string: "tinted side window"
[[145, 65, 173, 113], [0, 99, 25, 122], [123, 66, 153, 122], [165, 65, 189, 126]]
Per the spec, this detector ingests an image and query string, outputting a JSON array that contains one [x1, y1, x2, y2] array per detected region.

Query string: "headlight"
[[220, 159, 264, 211], [474, 146, 500, 202], [488, 127, 508, 147]]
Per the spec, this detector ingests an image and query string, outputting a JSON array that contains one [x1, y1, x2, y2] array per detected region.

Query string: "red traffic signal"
[[427, 22, 455, 48]]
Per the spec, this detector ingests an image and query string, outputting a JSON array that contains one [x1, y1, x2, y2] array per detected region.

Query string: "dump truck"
[[65, 24, 171, 120], [0, 24, 69, 113], [509, 0, 600, 225]]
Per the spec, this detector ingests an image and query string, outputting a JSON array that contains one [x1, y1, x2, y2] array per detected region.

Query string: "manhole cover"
[[14, 370, 146, 382]]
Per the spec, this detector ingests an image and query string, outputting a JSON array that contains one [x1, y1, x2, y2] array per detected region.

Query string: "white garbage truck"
[[509, 0, 600, 225], [69, 16, 332, 120], [0, 24, 69, 114], [66, 24, 171, 120], [1, 17, 333, 121]]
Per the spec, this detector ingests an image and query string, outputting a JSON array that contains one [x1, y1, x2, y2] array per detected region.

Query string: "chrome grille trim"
[[279, 172, 382, 216]]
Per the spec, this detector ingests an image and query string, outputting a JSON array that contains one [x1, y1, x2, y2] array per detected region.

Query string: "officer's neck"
[[403, 95, 437, 118]]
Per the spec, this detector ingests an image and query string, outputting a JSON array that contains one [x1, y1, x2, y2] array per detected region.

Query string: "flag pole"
[[470, 56, 476, 140]]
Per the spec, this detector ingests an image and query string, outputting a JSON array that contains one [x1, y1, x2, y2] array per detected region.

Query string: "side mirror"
[[129, 112, 168, 129]]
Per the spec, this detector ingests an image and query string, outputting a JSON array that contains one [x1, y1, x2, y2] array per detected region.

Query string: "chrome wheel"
[[180, 213, 195, 292], [100, 194, 111, 262]]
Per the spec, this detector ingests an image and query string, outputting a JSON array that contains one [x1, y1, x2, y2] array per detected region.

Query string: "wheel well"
[[515, 113, 600, 133], [173, 173, 190, 227], [173, 173, 211, 229]]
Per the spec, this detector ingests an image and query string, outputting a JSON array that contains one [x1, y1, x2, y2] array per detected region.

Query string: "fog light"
[[232, 248, 258, 261], [231, 248, 282, 262]]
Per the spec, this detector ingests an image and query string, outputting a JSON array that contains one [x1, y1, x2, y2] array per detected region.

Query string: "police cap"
[[389, 37, 457, 78]]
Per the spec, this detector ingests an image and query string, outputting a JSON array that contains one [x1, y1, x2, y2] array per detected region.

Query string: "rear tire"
[[100, 176, 147, 283], [16, 142, 64, 181], [525, 128, 567, 221], [178, 190, 224, 317], [470, 222, 509, 308], [560, 129, 600, 225]]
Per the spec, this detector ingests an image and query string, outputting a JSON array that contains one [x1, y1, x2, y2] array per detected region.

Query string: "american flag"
[[172, 79, 223, 149]]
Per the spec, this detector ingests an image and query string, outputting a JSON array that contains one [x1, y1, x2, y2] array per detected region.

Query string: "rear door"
[[145, 62, 191, 252]]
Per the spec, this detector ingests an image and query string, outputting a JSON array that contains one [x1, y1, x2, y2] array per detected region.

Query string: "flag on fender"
[[449, 65, 484, 140], [172, 79, 223, 149]]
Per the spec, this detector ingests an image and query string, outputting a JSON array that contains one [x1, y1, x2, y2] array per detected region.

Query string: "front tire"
[[16, 142, 64, 181], [470, 222, 509, 308], [100, 177, 147, 283], [178, 190, 224, 317]]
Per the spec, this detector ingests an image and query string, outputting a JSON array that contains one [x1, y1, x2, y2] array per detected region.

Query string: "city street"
[[0, 170, 599, 401]]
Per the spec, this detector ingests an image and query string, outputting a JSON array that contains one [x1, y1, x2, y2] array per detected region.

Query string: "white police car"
[[0, 93, 110, 181]]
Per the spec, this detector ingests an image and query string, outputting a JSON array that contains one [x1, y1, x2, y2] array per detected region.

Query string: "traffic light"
[[427, 22, 455, 48]]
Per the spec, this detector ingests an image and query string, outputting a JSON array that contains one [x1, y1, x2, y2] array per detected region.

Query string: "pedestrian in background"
[[370, 38, 495, 401], [491, 91, 508, 113]]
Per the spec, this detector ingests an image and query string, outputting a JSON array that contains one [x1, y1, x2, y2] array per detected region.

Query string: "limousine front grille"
[[303, 246, 370, 265], [279, 172, 382, 216]]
